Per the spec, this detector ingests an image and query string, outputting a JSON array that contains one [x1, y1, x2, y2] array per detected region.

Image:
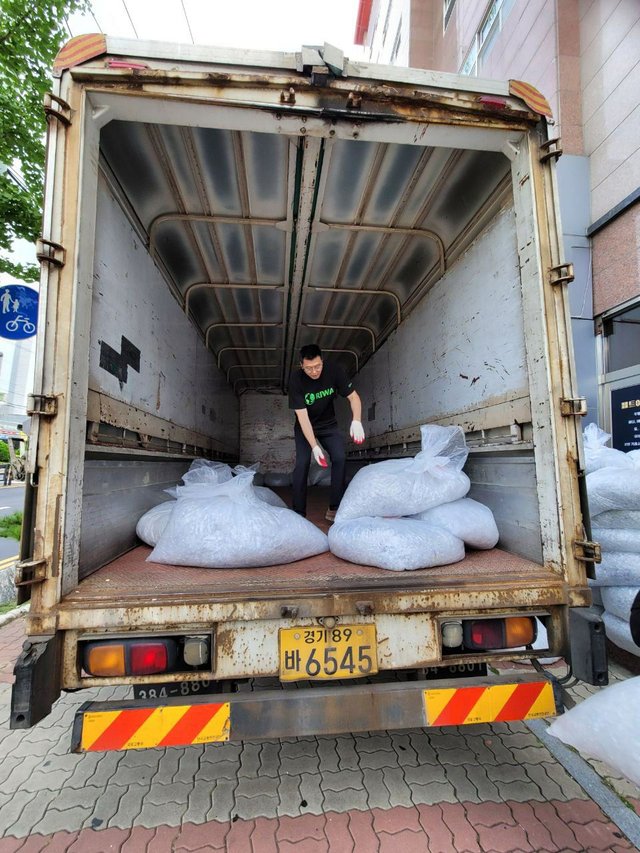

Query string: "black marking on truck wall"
[[99, 336, 141, 385], [368, 402, 376, 422]]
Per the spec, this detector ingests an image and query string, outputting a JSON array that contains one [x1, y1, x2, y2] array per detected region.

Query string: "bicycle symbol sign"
[[0, 285, 38, 341]]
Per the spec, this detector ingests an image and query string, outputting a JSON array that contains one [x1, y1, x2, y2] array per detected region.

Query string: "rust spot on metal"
[[216, 626, 235, 659]]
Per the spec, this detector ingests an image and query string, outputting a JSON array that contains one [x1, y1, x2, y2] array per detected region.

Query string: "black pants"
[[292, 423, 346, 516]]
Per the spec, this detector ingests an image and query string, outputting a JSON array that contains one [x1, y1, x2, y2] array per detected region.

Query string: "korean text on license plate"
[[279, 624, 377, 681]]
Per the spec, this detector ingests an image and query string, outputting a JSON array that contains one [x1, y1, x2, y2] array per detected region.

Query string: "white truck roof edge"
[[97, 35, 511, 97]]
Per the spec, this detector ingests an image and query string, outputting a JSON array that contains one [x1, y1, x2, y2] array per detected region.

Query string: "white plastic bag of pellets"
[[600, 586, 640, 622], [148, 473, 328, 568], [582, 424, 631, 474], [233, 464, 287, 507], [602, 612, 640, 656], [586, 466, 640, 516], [548, 676, 640, 786], [336, 424, 470, 521], [410, 497, 499, 549], [182, 459, 233, 485], [136, 501, 176, 546], [589, 552, 640, 587], [591, 509, 640, 529], [591, 527, 640, 553], [328, 517, 465, 571]]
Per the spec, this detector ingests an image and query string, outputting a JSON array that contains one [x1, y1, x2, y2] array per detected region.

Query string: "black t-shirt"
[[288, 361, 354, 428]]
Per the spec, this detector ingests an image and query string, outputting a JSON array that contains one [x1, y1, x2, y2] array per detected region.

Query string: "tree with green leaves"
[[0, 0, 89, 281]]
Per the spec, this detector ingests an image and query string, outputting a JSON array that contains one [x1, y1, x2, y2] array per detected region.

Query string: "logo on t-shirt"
[[305, 387, 334, 406]]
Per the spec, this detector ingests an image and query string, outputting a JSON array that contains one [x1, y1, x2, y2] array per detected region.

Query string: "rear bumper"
[[71, 674, 557, 752]]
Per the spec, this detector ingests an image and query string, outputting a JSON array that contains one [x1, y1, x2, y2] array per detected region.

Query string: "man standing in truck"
[[289, 344, 365, 521]]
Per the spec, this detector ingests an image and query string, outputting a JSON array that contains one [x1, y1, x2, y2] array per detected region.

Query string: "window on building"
[[390, 19, 402, 63], [444, 0, 456, 30], [382, 0, 393, 44], [603, 302, 640, 374], [460, 0, 515, 76]]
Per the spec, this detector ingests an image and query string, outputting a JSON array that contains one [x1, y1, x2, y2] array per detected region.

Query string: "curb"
[[0, 601, 28, 628]]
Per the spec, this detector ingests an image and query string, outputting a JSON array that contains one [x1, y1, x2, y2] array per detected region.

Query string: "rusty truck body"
[[11, 36, 604, 751]]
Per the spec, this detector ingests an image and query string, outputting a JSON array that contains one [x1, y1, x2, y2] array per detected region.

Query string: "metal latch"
[[573, 540, 602, 564], [15, 559, 47, 587], [280, 87, 296, 104], [560, 397, 587, 417], [36, 238, 66, 268], [27, 394, 58, 417], [44, 92, 72, 126], [549, 262, 574, 286], [540, 137, 563, 162]]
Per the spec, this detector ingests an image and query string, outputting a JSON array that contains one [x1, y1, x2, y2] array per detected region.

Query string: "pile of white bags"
[[329, 518, 465, 571], [412, 498, 499, 550], [548, 676, 640, 787], [584, 426, 640, 657], [136, 501, 176, 547], [148, 472, 328, 568], [136, 459, 293, 555], [335, 425, 470, 521], [329, 425, 499, 571], [582, 423, 631, 474]]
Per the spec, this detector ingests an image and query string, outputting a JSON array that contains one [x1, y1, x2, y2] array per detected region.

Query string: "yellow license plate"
[[279, 624, 378, 681]]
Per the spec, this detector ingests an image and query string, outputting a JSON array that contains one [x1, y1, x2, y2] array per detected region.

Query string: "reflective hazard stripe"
[[54, 34, 107, 73], [80, 702, 230, 751], [424, 682, 555, 726], [509, 80, 553, 117]]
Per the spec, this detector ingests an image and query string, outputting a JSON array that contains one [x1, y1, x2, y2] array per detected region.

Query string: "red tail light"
[[83, 638, 178, 677], [130, 642, 169, 675], [463, 617, 536, 651], [467, 620, 505, 649]]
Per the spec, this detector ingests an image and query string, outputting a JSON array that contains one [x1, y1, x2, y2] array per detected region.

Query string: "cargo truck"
[[11, 35, 606, 752]]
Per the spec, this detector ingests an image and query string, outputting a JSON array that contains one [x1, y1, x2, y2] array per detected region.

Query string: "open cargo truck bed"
[[11, 37, 604, 745], [60, 490, 557, 608]]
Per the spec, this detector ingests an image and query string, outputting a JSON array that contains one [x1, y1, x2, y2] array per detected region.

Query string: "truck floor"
[[61, 489, 557, 608]]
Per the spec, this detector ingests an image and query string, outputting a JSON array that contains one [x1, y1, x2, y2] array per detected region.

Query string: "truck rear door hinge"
[[540, 137, 562, 162], [549, 262, 574, 286], [560, 397, 587, 417], [36, 238, 66, 268], [27, 394, 58, 417], [44, 92, 72, 126], [573, 539, 602, 564], [15, 559, 48, 587]]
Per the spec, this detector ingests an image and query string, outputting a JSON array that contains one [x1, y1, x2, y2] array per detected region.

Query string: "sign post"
[[611, 383, 640, 452], [0, 285, 39, 341]]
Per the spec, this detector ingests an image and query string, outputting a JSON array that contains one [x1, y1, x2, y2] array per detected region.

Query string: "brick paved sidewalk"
[[1, 614, 638, 852]]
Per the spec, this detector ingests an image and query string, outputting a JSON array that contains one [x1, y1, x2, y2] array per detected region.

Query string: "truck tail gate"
[[71, 676, 557, 752]]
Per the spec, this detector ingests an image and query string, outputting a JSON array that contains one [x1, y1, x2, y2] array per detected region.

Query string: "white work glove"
[[312, 444, 328, 467], [350, 420, 365, 444]]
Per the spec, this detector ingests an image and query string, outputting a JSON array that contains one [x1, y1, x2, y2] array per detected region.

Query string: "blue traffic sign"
[[0, 285, 39, 340]]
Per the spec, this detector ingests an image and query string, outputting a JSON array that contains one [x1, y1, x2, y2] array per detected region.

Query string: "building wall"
[[580, 3, 640, 319], [593, 205, 640, 315], [362, 0, 411, 65], [358, 0, 639, 421], [580, 0, 640, 223]]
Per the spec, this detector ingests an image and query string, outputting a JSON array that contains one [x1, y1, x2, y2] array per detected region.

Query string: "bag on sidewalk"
[[592, 527, 640, 554], [548, 676, 640, 786], [587, 467, 640, 516], [582, 424, 631, 474]]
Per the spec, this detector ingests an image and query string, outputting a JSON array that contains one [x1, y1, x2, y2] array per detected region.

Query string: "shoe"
[[325, 509, 337, 522]]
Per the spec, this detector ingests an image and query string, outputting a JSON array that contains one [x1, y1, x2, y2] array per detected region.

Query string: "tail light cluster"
[[82, 635, 210, 678], [442, 616, 538, 653]]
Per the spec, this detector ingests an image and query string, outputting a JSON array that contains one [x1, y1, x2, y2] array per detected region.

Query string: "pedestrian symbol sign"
[[0, 285, 38, 340]]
